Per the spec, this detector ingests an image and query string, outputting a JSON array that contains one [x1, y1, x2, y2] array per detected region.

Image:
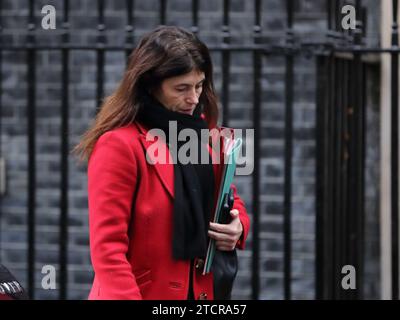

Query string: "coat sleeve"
[[230, 183, 250, 250], [88, 131, 142, 300]]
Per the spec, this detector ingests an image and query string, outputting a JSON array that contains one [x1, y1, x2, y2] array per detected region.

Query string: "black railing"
[[284, 0, 294, 300], [315, 0, 367, 300], [252, 0, 262, 301], [0, 0, 398, 300], [59, 0, 70, 301], [27, 0, 36, 299]]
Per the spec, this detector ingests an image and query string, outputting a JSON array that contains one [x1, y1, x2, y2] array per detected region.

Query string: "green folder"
[[203, 136, 242, 274]]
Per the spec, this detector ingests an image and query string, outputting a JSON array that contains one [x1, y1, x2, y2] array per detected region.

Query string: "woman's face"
[[154, 69, 205, 115]]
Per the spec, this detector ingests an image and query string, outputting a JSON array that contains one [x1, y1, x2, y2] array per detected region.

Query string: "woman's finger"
[[209, 221, 242, 237], [230, 209, 239, 219], [208, 230, 231, 241]]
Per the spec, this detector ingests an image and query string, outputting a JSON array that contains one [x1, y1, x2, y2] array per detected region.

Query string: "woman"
[[74, 26, 250, 300]]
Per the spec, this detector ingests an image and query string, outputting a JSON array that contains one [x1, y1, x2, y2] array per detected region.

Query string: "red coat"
[[87, 121, 250, 300]]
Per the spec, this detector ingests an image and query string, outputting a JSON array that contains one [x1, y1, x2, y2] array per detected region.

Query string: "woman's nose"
[[186, 89, 199, 105]]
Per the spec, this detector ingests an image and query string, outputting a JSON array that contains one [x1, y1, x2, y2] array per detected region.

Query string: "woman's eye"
[[176, 88, 186, 92]]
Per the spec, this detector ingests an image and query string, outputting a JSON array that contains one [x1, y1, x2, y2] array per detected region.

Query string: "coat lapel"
[[135, 122, 175, 199]]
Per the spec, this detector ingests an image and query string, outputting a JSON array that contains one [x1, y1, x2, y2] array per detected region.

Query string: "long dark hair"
[[73, 26, 219, 161]]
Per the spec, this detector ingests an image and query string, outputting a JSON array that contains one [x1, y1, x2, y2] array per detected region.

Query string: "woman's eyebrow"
[[175, 78, 206, 87]]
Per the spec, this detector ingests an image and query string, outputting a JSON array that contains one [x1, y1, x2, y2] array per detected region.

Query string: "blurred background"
[[0, 0, 398, 300]]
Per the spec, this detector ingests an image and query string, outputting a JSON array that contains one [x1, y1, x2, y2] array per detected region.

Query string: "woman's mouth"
[[180, 108, 194, 115]]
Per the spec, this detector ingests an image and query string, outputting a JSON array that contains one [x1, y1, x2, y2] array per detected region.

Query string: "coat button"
[[195, 259, 205, 270], [198, 292, 208, 300]]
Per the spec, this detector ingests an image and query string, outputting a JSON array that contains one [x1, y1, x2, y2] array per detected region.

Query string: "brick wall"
[[0, 0, 381, 300]]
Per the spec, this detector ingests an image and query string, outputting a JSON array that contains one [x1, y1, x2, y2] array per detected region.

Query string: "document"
[[203, 132, 242, 274]]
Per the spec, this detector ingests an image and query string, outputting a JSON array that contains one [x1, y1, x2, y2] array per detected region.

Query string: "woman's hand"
[[208, 209, 243, 251]]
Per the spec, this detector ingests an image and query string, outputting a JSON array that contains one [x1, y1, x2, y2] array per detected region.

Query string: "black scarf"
[[136, 93, 215, 260]]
